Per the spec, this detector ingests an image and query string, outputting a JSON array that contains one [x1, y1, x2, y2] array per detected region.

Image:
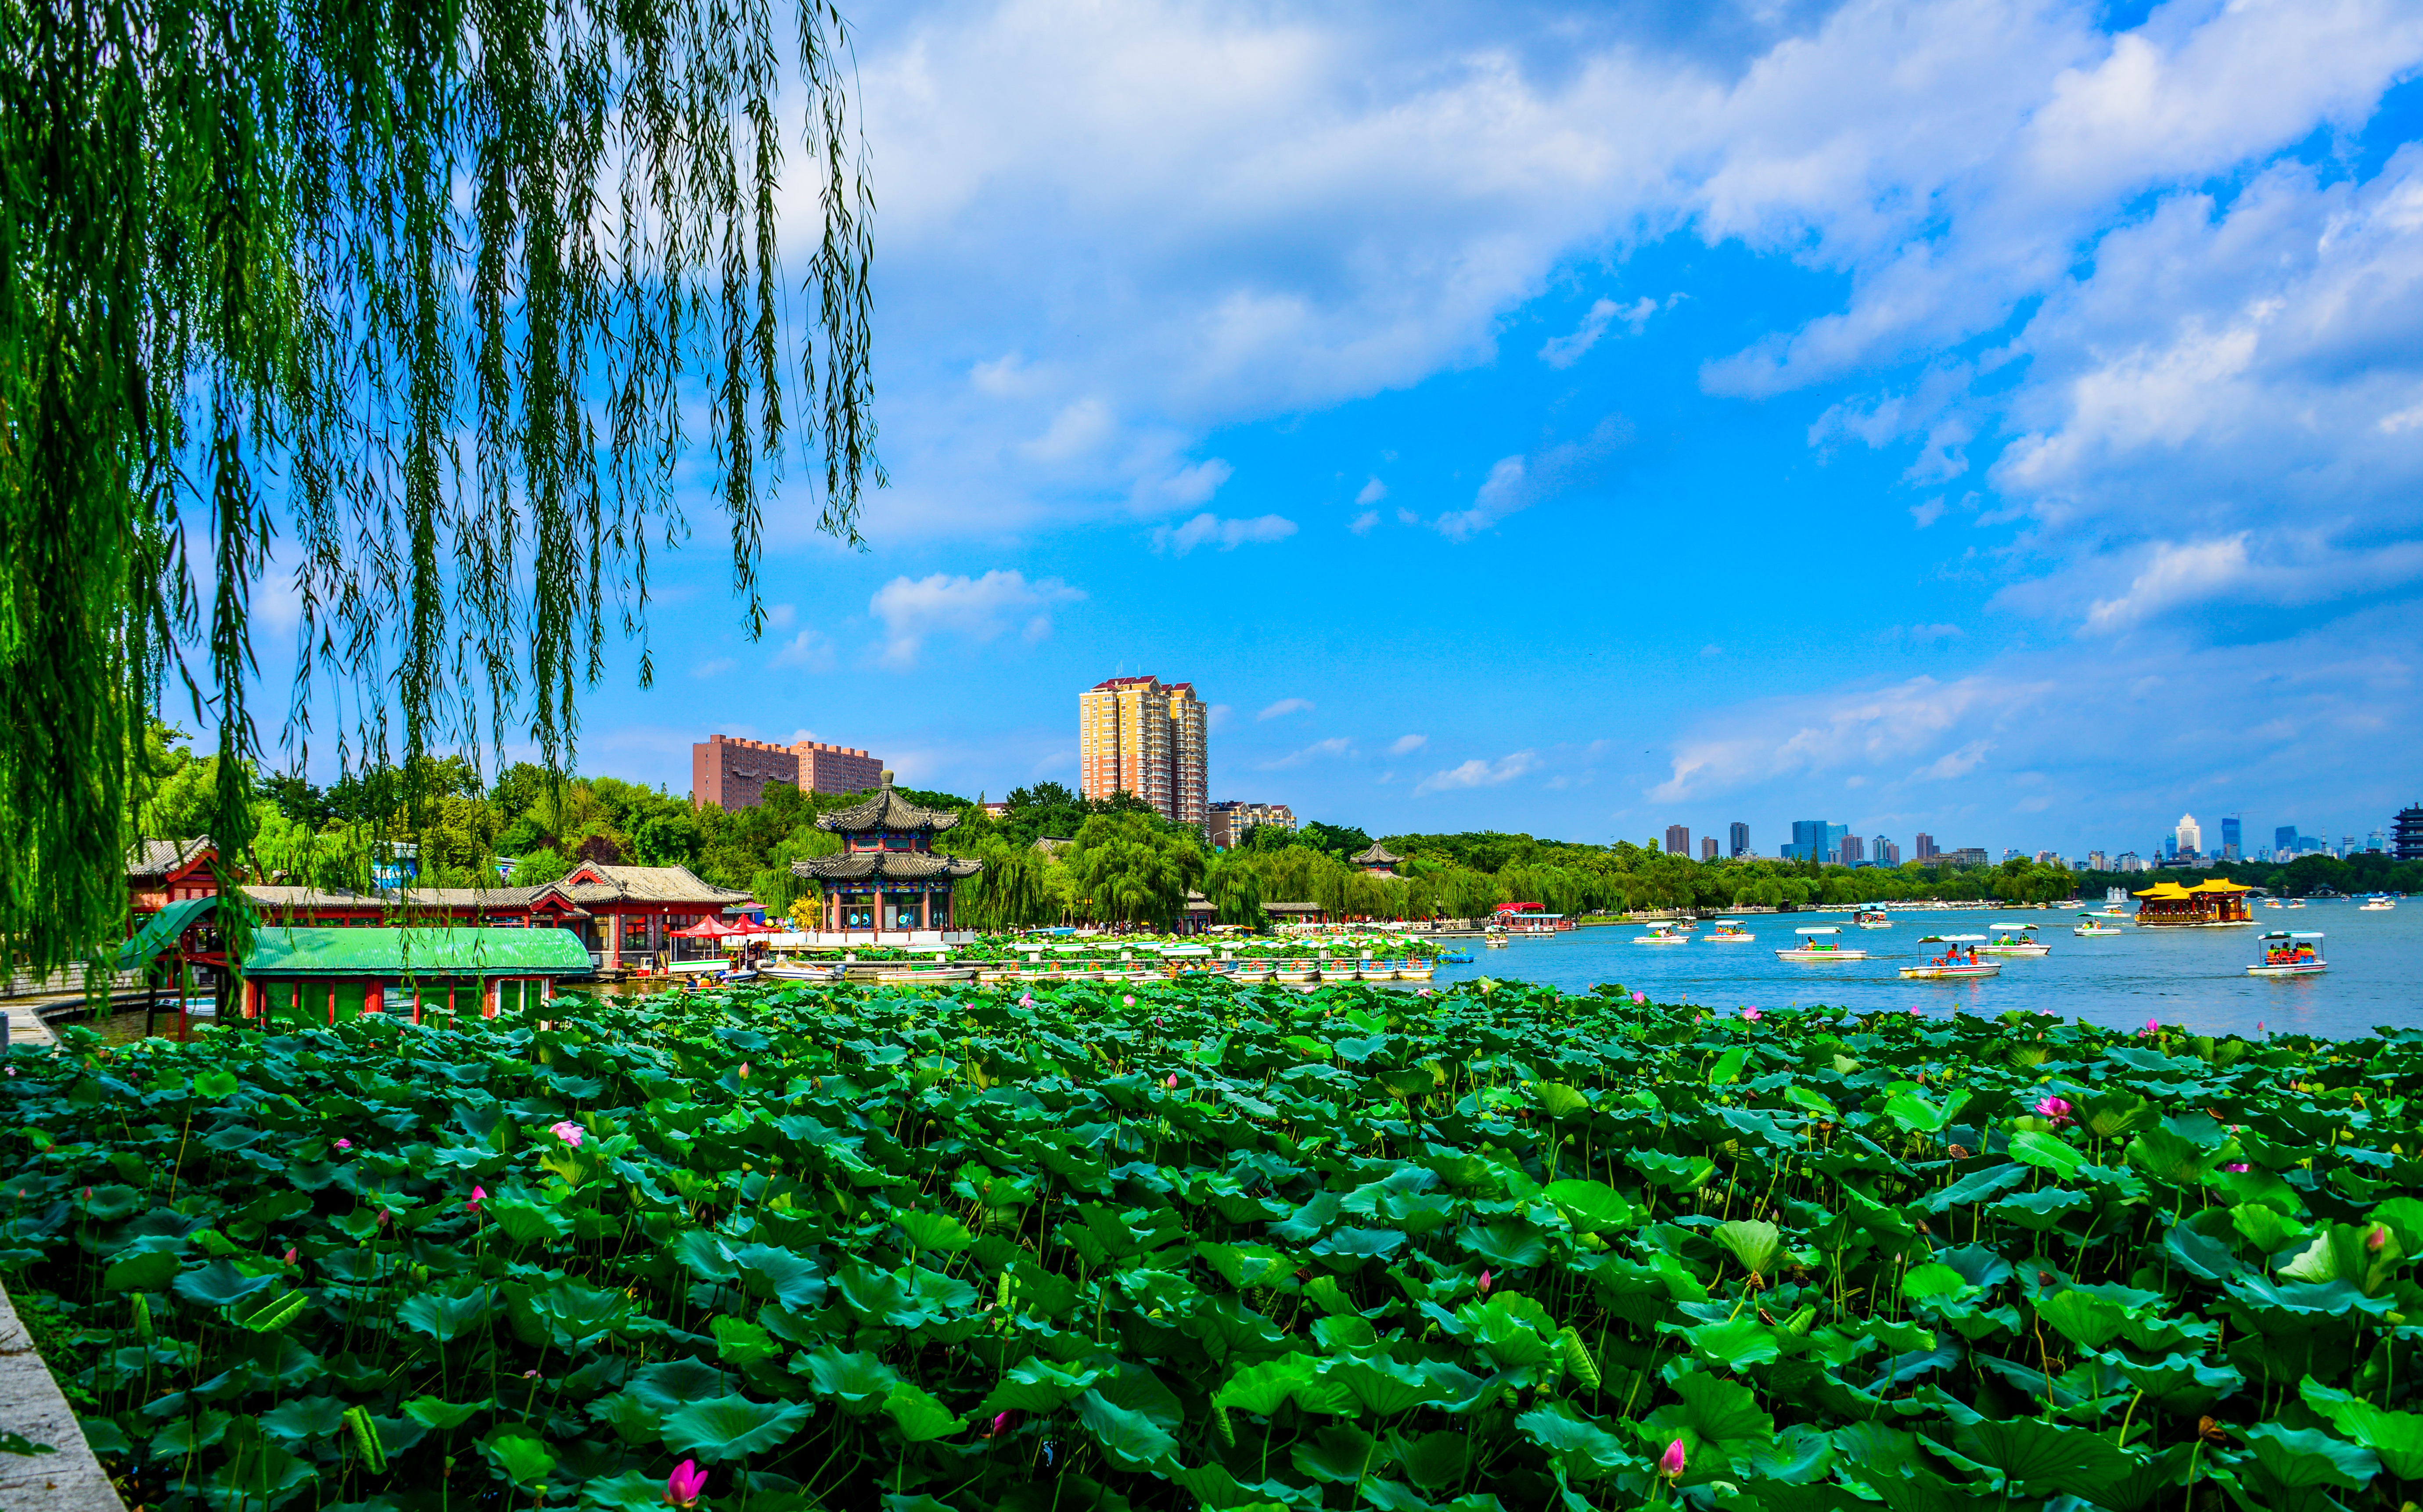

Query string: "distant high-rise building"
[[1665, 825, 1691, 856], [1790, 819, 1828, 861], [1207, 801, 1294, 849], [2002, 848, 2022, 862], [2367, 828, 2387, 853], [692, 734, 882, 810], [2175, 814, 2201, 858], [1872, 834, 1895, 867], [1700, 835, 1718, 862], [2221, 815, 2242, 860], [1080, 676, 1207, 830], [2088, 849, 2109, 871], [2164, 834, 2178, 860], [1729, 821, 1750, 858], [1840, 834, 1866, 867], [1827, 823, 1850, 863], [2395, 805, 2423, 861], [2276, 825, 2298, 855]]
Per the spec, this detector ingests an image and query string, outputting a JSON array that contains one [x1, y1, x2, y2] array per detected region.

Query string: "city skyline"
[[255, 2, 2423, 863]]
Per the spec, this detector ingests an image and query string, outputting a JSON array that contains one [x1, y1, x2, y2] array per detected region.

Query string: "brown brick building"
[[692, 734, 883, 810]]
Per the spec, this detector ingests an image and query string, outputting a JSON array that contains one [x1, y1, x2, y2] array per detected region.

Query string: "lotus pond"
[[4, 979, 2423, 1512]]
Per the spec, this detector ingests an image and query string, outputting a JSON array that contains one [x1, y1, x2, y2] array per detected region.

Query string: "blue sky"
[[276, 0, 2423, 858]]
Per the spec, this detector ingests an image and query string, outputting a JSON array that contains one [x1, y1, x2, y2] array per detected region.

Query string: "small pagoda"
[[792, 772, 983, 933], [1350, 840, 1402, 878]]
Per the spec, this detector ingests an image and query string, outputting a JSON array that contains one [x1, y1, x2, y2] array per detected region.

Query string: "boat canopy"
[[1989, 921, 2037, 930], [1795, 926, 1841, 935], [1711, 919, 1743, 926], [2190, 879, 2254, 893], [2260, 930, 2325, 940], [2133, 882, 2193, 899], [1936, 934, 1987, 941]]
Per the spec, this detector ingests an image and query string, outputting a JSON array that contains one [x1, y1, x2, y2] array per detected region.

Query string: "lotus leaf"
[[661, 1394, 810, 1461]]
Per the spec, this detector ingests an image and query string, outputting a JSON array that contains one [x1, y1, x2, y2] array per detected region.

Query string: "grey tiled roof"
[[558, 864, 753, 905], [129, 837, 214, 880], [1350, 842, 1402, 866], [815, 779, 962, 835], [791, 851, 983, 881]]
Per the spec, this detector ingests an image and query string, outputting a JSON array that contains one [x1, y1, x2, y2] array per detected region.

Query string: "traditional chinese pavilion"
[[791, 772, 982, 934], [1350, 840, 1402, 878], [2132, 878, 2256, 927]]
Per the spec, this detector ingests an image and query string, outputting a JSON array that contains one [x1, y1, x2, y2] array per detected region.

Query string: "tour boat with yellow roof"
[[2132, 878, 2257, 927]]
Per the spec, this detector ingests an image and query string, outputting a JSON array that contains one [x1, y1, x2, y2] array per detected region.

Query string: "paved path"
[[0, 1280, 125, 1511], [0, 1002, 54, 1052]]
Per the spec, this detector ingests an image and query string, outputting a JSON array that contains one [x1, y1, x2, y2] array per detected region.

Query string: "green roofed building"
[[241, 925, 593, 1029]]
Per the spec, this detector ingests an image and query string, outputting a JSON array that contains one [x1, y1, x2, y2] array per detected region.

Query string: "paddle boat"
[[2247, 930, 2327, 977], [1776, 926, 1867, 963], [1274, 959, 1321, 984], [2073, 913, 2122, 938], [2360, 894, 2396, 911], [1853, 908, 1892, 929], [1704, 919, 1756, 943], [762, 962, 845, 982], [1395, 959, 1436, 983], [1632, 923, 1691, 945], [1901, 935, 2001, 979], [1979, 921, 2051, 958]]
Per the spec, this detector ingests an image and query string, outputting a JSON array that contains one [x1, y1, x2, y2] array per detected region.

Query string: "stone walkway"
[[0, 1002, 54, 1052], [0, 1280, 124, 1511]]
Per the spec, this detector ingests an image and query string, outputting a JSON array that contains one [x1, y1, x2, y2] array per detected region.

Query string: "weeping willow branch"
[[0, 0, 880, 977]]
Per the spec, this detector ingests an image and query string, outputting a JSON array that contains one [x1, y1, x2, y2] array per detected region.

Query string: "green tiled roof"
[[245, 926, 592, 977], [116, 895, 219, 970]]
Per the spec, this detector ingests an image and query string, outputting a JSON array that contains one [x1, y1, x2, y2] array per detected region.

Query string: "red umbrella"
[[669, 917, 735, 939], [725, 916, 773, 935]]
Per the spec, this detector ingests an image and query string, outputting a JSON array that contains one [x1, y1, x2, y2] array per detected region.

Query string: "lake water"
[[1427, 903, 2423, 1042]]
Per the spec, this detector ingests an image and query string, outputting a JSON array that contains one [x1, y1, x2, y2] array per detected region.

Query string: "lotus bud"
[[1477, 1269, 1492, 1296], [1632, 993, 1646, 1005], [1124, 995, 1136, 1006], [2369, 1225, 2389, 1253], [467, 1184, 486, 1213], [991, 1411, 1013, 1438], [666, 1458, 709, 1508], [284, 1247, 298, 1264], [335, 1138, 352, 1149], [1165, 1074, 1178, 1089], [1661, 1438, 1688, 1480], [2224, 1162, 2249, 1173]]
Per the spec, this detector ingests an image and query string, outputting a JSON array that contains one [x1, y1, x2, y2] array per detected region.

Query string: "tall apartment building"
[[1785, 818, 1829, 862], [693, 734, 881, 810], [1839, 834, 1866, 867], [1079, 676, 1208, 830], [2088, 849, 2109, 871], [2175, 813, 2202, 859], [1729, 821, 1750, 858], [1700, 835, 1718, 862], [1873, 834, 1899, 867], [2221, 815, 2242, 860], [1208, 801, 1295, 849], [1664, 825, 1691, 856], [1942, 847, 1990, 867], [1914, 832, 1938, 861]]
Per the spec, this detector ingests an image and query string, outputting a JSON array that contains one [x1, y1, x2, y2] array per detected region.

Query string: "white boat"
[[2359, 895, 2396, 911], [873, 965, 978, 985], [1901, 935, 2001, 979], [1776, 925, 1867, 963], [1853, 908, 1892, 929], [2248, 930, 2327, 977], [1274, 960, 1320, 984], [762, 963, 845, 982], [1979, 921, 2051, 958], [1632, 923, 1691, 945], [1704, 919, 1757, 943], [2287, 899, 2307, 909], [2073, 913, 2122, 938], [1483, 934, 1510, 949]]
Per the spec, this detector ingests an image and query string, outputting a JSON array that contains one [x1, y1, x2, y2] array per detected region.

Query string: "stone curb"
[[0, 1277, 126, 1512]]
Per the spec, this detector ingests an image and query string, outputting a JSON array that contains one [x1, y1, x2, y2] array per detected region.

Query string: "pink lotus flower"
[[2369, 1225, 2389, 1253], [335, 1138, 352, 1150], [1123, 995, 1136, 1006], [1165, 1074, 1178, 1089], [1477, 1269, 1492, 1296], [1741, 1008, 1762, 1022], [1632, 993, 1646, 1005], [738, 1063, 750, 1079], [1018, 994, 1034, 1007], [1661, 1438, 1688, 1480], [467, 1185, 487, 1213], [2225, 1163, 2250, 1173], [2143, 1018, 2159, 1036], [990, 1411, 1014, 1438], [2034, 1095, 2073, 1126], [550, 1121, 585, 1148], [284, 1247, 298, 1264], [1908, 1006, 1922, 1017], [667, 1458, 708, 1508], [1417, 988, 1432, 997]]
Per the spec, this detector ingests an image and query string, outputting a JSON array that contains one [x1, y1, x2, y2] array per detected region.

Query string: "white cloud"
[[867, 570, 1086, 669], [691, 657, 736, 679], [1257, 697, 1315, 721], [1435, 416, 1632, 540], [766, 603, 797, 630], [1149, 459, 1236, 507], [1539, 295, 1662, 367], [1349, 510, 1380, 535], [1355, 477, 1388, 505], [769, 629, 837, 673], [1020, 399, 1115, 462], [1414, 750, 1538, 795], [1259, 736, 1352, 770], [1909, 497, 1946, 528], [1389, 733, 1427, 755], [1154, 511, 1298, 555], [1206, 703, 1234, 732]]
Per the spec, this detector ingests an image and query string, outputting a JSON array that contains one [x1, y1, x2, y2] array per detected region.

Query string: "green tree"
[[4, 0, 878, 978]]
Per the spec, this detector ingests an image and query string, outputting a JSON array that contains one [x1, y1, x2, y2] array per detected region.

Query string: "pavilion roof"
[[128, 837, 215, 881], [2132, 882, 2193, 899], [792, 851, 983, 882], [557, 863, 753, 906], [816, 774, 961, 834], [1350, 841, 1402, 866]]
